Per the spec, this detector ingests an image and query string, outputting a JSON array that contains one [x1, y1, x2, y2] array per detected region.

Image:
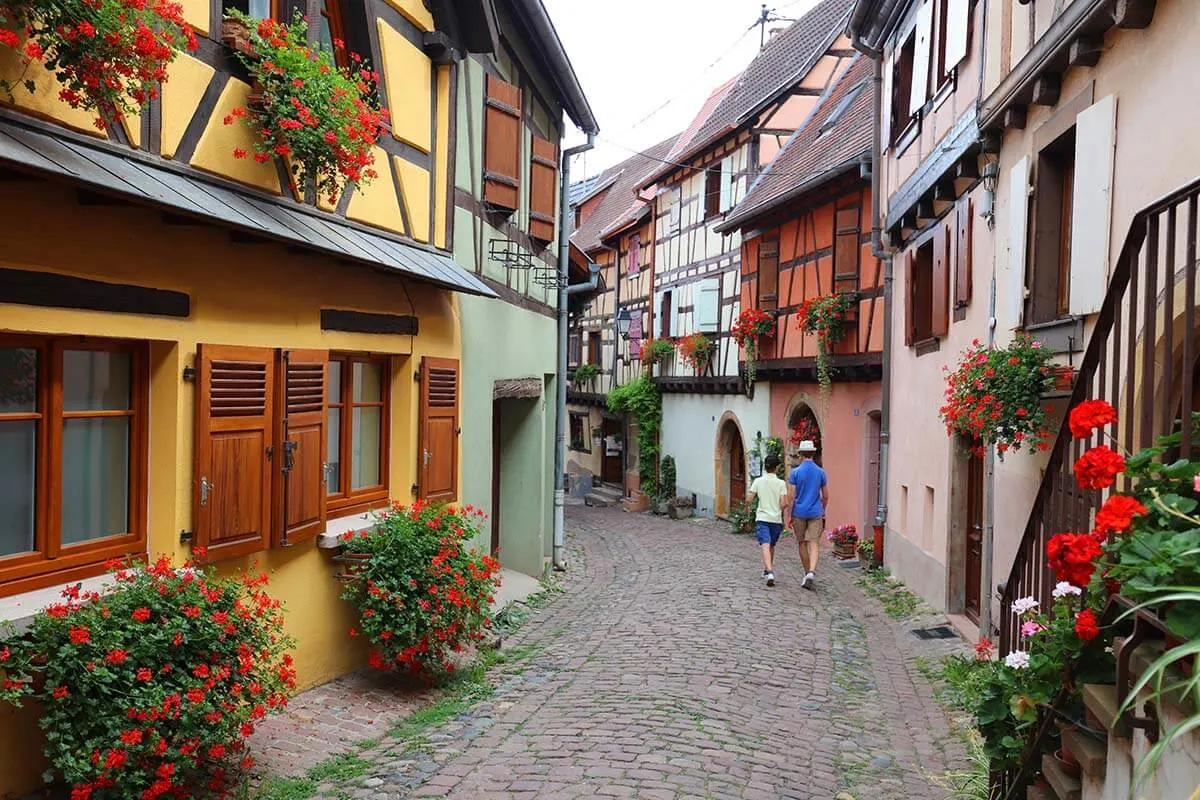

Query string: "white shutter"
[[653, 291, 664, 337], [1007, 156, 1030, 329], [696, 278, 721, 332], [669, 291, 681, 337], [909, 1, 933, 115], [944, 0, 969, 73], [719, 158, 733, 212], [880, 52, 893, 151], [1069, 95, 1117, 316]]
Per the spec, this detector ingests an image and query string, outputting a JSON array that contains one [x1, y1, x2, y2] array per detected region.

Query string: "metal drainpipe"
[[981, 272, 998, 639], [553, 133, 596, 571]]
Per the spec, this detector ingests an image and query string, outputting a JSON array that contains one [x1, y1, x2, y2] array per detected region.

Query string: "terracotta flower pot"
[[336, 551, 371, 582], [1054, 748, 1081, 779], [221, 16, 252, 52], [1166, 631, 1194, 677]]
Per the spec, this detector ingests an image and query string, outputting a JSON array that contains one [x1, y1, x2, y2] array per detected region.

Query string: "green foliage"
[[607, 377, 662, 496], [728, 498, 757, 533], [658, 456, 677, 502], [0, 557, 296, 798], [339, 502, 501, 675], [571, 362, 599, 383], [855, 568, 924, 619], [639, 338, 676, 370], [796, 292, 857, 405]]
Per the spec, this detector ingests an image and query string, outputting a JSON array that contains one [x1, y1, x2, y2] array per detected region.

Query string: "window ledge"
[[1, 574, 114, 633], [914, 337, 941, 357], [316, 510, 380, 550]]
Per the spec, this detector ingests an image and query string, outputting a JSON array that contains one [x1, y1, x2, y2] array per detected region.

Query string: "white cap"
[[797, 440, 817, 453]]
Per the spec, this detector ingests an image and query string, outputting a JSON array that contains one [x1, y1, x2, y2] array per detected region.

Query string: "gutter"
[[553, 133, 596, 571], [512, 0, 599, 135]]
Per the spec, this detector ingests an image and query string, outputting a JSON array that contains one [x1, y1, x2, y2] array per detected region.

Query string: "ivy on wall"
[[607, 376, 662, 497]]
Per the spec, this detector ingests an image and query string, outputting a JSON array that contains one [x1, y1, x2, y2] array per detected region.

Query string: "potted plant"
[[640, 338, 676, 374], [828, 523, 859, 560], [857, 537, 874, 569], [653, 456, 676, 515], [796, 292, 857, 406], [731, 308, 776, 389], [225, 12, 388, 204], [677, 332, 715, 375], [729, 498, 756, 534], [1047, 364, 1075, 393], [572, 362, 599, 385], [667, 496, 695, 520], [0, 0, 198, 130], [939, 334, 1058, 459]]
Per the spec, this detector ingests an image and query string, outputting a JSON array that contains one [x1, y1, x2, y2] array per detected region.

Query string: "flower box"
[[221, 15, 253, 51]]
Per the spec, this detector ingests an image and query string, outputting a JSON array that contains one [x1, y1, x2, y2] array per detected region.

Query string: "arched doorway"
[[786, 401, 822, 467], [715, 416, 747, 517]]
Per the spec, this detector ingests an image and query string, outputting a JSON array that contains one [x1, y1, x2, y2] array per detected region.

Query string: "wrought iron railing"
[[993, 176, 1200, 796]]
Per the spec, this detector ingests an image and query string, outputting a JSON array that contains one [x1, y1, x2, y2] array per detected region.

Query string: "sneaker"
[[762, 569, 769, 578], [766, 572, 776, 587], [802, 572, 815, 590]]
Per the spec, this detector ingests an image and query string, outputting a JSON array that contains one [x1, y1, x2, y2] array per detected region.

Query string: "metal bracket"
[[182, 366, 196, 382], [179, 530, 193, 542], [281, 439, 297, 474]]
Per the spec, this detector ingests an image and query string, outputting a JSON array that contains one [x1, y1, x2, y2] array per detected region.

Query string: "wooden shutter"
[[667, 291, 680, 337], [484, 75, 522, 211], [529, 135, 558, 243], [909, 1, 933, 115], [697, 278, 721, 332], [880, 52, 893, 151], [719, 158, 733, 213], [704, 169, 721, 219], [1007, 155, 1030, 328], [194, 344, 275, 562], [904, 251, 916, 346], [944, 0, 970, 73], [955, 196, 973, 310], [932, 223, 951, 337], [418, 357, 459, 503], [628, 234, 641, 275], [277, 349, 327, 547], [1069, 95, 1116, 316], [628, 314, 643, 359], [758, 235, 779, 310]]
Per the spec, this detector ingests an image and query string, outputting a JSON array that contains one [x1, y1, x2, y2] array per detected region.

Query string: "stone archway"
[[714, 413, 748, 518], [784, 394, 823, 467]]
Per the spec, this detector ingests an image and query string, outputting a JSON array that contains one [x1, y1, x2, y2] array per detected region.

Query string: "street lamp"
[[616, 308, 632, 340]]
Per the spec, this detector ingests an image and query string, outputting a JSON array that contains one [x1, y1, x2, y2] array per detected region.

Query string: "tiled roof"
[[718, 53, 874, 231], [571, 134, 678, 253], [645, 0, 854, 184]]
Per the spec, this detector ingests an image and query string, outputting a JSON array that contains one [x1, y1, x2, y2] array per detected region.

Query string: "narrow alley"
[[291, 507, 969, 800]]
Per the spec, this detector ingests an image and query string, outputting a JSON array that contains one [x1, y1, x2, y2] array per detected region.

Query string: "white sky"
[[543, 0, 820, 180]]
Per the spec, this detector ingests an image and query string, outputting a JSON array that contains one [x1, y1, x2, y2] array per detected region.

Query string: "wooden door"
[[866, 412, 881, 522], [965, 451, 985, 623], [418, 357, 459, 502], [601, 417, 623, 485], [277, 349, 327, 547], [194, 344, 275, 562], [491, 399, 501, 556], [730, 432, 746, 506]]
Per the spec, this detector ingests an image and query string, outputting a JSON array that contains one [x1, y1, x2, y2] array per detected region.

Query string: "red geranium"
[[1068, 399, 1117, 439], [1074, 608, 1100, 641], [1046, 532, 1103, 588], [1073, 446, 1126, 490], [1093, 494, 1147, 537]]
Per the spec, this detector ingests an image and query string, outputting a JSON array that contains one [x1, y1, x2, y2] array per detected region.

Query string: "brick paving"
[[270, 506, 971, 799]]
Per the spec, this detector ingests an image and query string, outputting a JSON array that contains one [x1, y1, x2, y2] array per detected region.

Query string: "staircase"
[[996, 176, 1200, 799], [584, 483, 623, 507]]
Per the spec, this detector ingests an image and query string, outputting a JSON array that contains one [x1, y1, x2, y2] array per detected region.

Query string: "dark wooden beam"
[[421, 31, 457, 64], [229, 230, 271, 244], [77, 189, 132, 206], [1113, 0, 1156, 28], [320, 308, 419, 336], [1068, 36, 1104, 67], [933, 179, 957, 203], [901, 211, 919, 238], [1031, 74, 1061, 106], [0, 267, 190, 317], [1002, 106, 1027, 130], [162, 212, 206, 226], [955, 157, 980, 182], [916, 196, 936, 223], [979, 129, 1003, 154]]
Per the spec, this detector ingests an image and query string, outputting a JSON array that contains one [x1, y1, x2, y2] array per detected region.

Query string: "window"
[[934, 0, 950, 92], [326, 354, 390, 513], [627, 234, 641, 276], [819, 84, 865, 138], [0, 337, 147, 596], [223, 0, 348, 65], [568, 334, 582, 367], [704, 167, 722, 220], [659, 290, 674, 338], [758, 234, 779, 310], [667, 187, 682, 233], [569, 412, 589, 452], [588, 332, 601, 367], [907, 239, 935, 344], [890, 28, 916, 145], [1029, 130, 1076, 325]]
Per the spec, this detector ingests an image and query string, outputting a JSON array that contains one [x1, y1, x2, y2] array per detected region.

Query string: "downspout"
[[553, 133, 596, 571], [978, 0, 996, 645]]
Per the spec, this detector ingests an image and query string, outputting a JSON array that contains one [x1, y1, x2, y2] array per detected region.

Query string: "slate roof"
[[571, 134, 678, 254], [717, 53, 874, 232], [642, 0, 854, 186]]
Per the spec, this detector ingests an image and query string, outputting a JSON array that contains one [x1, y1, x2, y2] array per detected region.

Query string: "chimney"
[[767, 26, 787, 44]]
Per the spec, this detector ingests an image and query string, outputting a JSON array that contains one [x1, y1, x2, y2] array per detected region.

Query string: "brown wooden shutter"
[[904, 250, 915, 346], [529, 135, 558, 242], [758, 234, 779, 310], [954, 196, 973, 312], [484, 75, 522, 211], [277, 349, 328, 547], [418, 357, 459, 502], [932, 223, 951, 336], [194, 344, 275, 562]]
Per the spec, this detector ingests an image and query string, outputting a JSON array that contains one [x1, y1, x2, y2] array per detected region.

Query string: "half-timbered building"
[[0, 1, 594, 791], [637, 0, 858, 518], [717, 53, 883, 536]]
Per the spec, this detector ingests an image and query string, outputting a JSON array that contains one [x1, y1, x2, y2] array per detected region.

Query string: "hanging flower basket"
[[731, 308, 776, 389], [796, 292, 857, 405]]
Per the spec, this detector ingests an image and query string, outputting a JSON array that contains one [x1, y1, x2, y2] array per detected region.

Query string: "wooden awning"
[[494, 378, 542, 399]]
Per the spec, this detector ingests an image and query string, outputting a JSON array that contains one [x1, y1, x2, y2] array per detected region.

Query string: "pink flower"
[[1020, 621, 1044, 638]]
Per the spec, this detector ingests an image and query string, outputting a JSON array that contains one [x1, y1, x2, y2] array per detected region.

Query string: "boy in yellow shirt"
[[747, 454, 790, 587]]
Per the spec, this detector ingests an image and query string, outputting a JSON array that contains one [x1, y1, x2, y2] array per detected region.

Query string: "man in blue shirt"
[[789, 440, 827, 590]]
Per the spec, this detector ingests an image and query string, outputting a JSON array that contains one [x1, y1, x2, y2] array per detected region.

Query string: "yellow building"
[[0, 0, 596, 793]]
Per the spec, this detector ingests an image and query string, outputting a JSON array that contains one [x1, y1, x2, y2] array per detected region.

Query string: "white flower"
[[1052, 582, 1082, 598], [1004, 651, 1031, 669], [1012, 597, 1040, 615]]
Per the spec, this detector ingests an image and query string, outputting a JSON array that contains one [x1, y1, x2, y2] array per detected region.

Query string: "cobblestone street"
[[275, 507, 971, 799]]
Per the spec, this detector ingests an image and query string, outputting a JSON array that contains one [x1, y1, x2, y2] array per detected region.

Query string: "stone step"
[[584, 485, 623, 507], [1042, 752, 1082, 800], [1082, 684, 1129, 738], [1061, 725, 1107, 780]]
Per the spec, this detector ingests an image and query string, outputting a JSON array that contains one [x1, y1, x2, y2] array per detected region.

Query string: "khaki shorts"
[[791, 517, 825, 542]]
